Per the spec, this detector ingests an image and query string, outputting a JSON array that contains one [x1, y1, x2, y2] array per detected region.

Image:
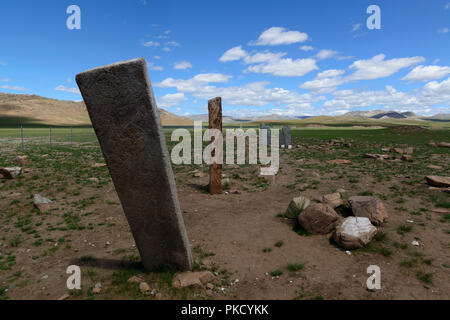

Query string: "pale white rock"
[[334, 217, 377, 250]]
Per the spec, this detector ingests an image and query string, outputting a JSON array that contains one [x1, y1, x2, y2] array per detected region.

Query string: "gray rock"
[[76, 58, 193, 271], [0, 167, 22, 179], [426, 175, 450, 188], [348, 196, 388, 225]]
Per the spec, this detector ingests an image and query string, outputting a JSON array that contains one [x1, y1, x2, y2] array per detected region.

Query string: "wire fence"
[[0, 126, 99, 150]]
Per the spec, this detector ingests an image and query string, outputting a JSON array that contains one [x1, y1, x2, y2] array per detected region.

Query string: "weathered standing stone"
[[348, 196, 388, 225], [282, 126, 291, 148], [208, 97, 222, 195], [0, 167, 22, 179], [298, 203, 340, 235], [76, 58, 193, 271], [285, 196, 310, 219], [426, 175, 450, 188], [333, 217, 377, 250], [262, 126, 271, 146], [279, 127, 285, 148]]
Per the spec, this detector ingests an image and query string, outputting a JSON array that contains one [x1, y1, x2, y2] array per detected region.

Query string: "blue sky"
[[0, 0, 449, 116]]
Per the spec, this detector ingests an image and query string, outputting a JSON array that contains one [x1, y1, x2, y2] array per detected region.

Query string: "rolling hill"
[[0, 92, 193, 126]]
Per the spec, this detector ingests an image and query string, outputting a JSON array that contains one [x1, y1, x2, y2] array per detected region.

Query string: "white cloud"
[[148, 62, 164, 71], [54, 85, 80, 94], [300, 46, 314, 51], [142, 41, 160, 47], [156, 73, 232, 92], [162, 47, 171, 52], [1, 85, 28, 91], [173, 61, 193, 70], [437, 27, 449, 34], [243, 51, 286, 64], [423, 76, 450, 95], [352, 23, 362, 32], [316, 49, 338, 60], [402, 65, 450, 82], [166, 41, 180, 47], [348, 54, 425, 80], [245, 57, 318, 77], [300, 69, 346, 93], [219, 46, 248, 62], [158, 93, 187, 108], [251, 27, 308, 46]]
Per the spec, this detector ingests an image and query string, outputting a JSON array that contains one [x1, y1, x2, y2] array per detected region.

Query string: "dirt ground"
[[0, 128, 449, 300]]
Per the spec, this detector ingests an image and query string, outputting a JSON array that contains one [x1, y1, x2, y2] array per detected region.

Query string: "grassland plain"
[[0, 124, 449, 300]]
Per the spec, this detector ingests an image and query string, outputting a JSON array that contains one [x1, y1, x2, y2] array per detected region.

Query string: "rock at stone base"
[[13, 155, 31, 165], [33, 194, 52, 213], [57, 294, 70, 300], [438, 142, 450, 148], [298, 203, 340, 235], [318, 192, 343, 209], [0, 167, 22, 179], [426, 175, 450, 188], [348, 196, 388, 226], [193, 170, 206, 178], [285, 196, 310, 219], [91, 163, 107, 168], [172, 271, 216, 288], [333, 217, 377, 250], [155, 293, 162, 300]]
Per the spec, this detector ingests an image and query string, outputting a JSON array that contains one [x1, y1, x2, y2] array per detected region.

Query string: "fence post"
[[20, 125, 24, 151], [70, 127, 73, 145], [49, 127, 52, 147]]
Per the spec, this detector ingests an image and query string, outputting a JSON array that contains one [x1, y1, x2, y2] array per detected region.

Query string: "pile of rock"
[[285, 192, 388, 250]]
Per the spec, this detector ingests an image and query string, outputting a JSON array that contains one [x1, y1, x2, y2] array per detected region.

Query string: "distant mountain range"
[[1, 92, 448, 126]]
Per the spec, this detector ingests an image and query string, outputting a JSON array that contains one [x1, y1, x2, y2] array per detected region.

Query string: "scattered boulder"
[[317, 192, 343, 209], [327, 159, 351, 165], [139, 282, 151, 294], [401, 155, 413, 162], [13, 155, 31, 165], [381, 147, 391, 152], [193, 170, 206, 178], [438, 142, 450, 148], [128, 275, 144, 283], [33, 194, 52, 213], [364, 154, 389, 160], [0, 167, 22, 179], [172, 271, 216, 289], [298, 203, 340, 235], [426, 176, 450, 188], [333, 217, 377, 250], [348, 196, 388, 225], [92, 163, 107, 168], [285, 196, 310, 219]]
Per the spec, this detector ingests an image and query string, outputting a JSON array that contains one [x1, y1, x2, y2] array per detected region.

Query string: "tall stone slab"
[[262, 126, 271, 146], [75, 58, 193, 271], [208, 97, 222, 194], [279, 128, 285, 148], [283, 126, 292, 148]]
